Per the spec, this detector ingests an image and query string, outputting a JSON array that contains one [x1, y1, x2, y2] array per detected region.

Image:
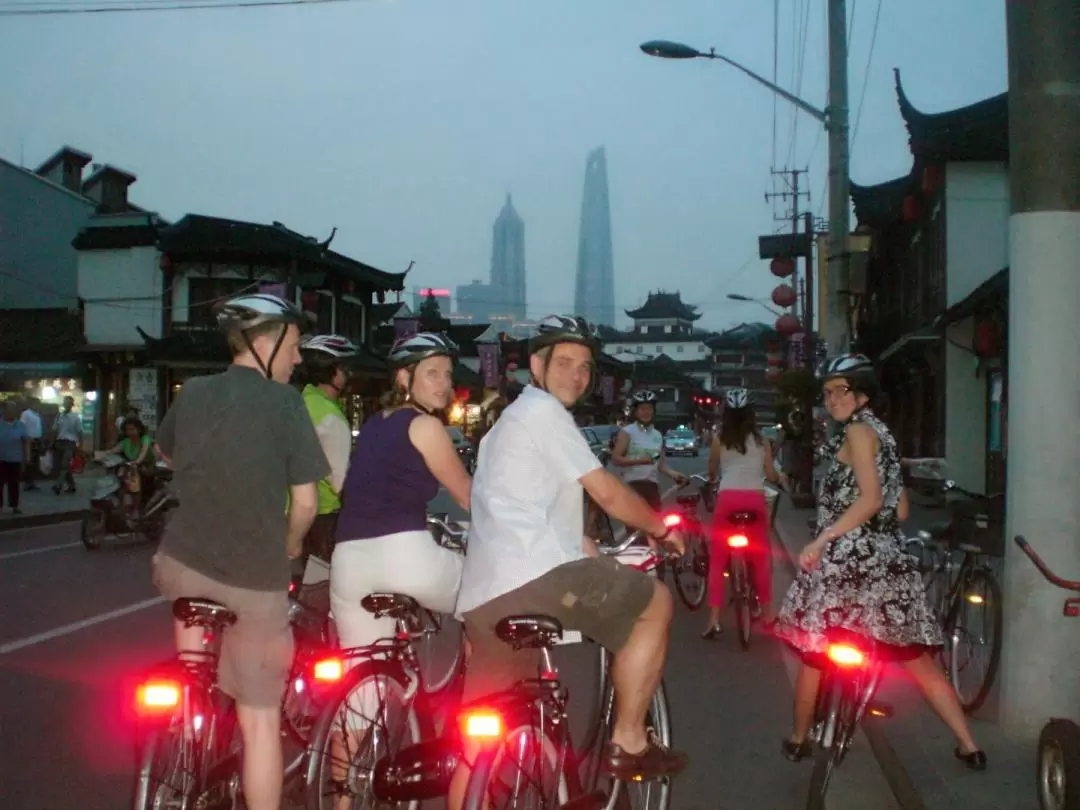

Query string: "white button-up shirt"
[[456, 385, 602, 616]]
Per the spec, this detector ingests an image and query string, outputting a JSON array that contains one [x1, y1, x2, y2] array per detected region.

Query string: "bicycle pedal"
[[556, 791, 607, 810], [866, 702, 893, 719]]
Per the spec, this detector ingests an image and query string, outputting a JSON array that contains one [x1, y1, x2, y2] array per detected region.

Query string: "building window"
[[655, 346, 662, 354], [186, 277, 251, 328], [664, 324, 672, 334], [338, 299, 364, 343], [698, 345, 706, 353], [676, 345, 684, 353], [636, 345, 643, 353], [316, 292, 334, 333]]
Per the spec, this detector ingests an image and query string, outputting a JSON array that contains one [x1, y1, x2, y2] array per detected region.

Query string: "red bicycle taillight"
[[727, 534, 749, 548], [137, 679, 181, 713], [827, 643, 866, 668], [460, 709, 502, 740], [662, 513, 682, 529], [312, 657, 344, 683]]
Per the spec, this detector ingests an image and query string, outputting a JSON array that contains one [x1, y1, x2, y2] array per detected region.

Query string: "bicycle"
[[1015, 535, 1080, 810], [905, 479, 1005, 713], [667, 473, 712, 611], [301, 514, 469, 810], [132, 586, 337, 809], [804, 631, 893, 810], [373, 519, 681, 810]]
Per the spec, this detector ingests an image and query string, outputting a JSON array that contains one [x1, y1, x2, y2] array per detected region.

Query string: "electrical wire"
[[850, 0, 884, 154], [0, 0, 354, 16]]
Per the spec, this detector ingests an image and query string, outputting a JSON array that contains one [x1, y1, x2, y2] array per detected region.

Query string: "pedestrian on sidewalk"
[[701, 387, 788, 639], [19, 396, 43, 491], [773, 354, 986, 771], [0, 401, 29, 515], [50, 396, 81, 495]]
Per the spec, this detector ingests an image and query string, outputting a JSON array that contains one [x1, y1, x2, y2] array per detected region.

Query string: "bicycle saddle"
[[362, 592, 421, 619], [495, 615, 564, 650], [172, 598, 237, 627]]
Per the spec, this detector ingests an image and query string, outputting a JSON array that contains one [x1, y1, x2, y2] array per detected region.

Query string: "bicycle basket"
[[948, 497, 1005, 557]]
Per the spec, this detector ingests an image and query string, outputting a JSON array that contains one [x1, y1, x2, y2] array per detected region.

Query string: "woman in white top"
[[702, 388, 787, 638]]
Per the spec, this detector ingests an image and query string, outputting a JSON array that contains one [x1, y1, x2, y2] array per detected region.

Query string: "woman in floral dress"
[[774, 354, 986, 771]]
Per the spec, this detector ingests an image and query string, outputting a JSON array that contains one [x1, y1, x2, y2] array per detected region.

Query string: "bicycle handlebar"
[[427, 514, 468, 550], [942, 480, 1003, 500], [1014, 535, 1080, 592]]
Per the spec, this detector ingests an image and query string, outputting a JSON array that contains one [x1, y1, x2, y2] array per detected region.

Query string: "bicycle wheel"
[[806, 676, 848, 810], [672, 529, 708, 611], [304, 659, 426, 810], [604, 681, 673, 810], [461, 722, 570, 810], [947, 568, 1003, 714], [729, 557, 752, 650]]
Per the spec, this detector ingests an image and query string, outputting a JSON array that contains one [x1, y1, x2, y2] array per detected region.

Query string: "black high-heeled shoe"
[[954, 747, 987, 771], [700, 625, 723, 640], [782, 739, 812, 762]]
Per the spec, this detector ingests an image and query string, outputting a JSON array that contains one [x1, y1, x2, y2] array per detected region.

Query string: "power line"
[[850, 0, 884, 153], [0, 0, 354, 17]]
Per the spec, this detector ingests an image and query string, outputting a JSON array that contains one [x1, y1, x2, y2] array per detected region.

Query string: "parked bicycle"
[[905, 479, 1004, 713], [372, 517, 683, 810], [1015, 535, 1080, 810], [301, 513, 469, 810]]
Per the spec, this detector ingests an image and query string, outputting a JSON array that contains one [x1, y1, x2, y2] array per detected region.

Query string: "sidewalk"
[[771, 498, 1037, 810], [0, 470, 103, 531]]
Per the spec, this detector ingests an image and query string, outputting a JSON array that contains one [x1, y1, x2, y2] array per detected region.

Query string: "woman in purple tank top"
[[331, 332, 472, 666]]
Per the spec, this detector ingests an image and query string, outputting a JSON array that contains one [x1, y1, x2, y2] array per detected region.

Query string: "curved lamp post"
[[727, 293, 782, 318]]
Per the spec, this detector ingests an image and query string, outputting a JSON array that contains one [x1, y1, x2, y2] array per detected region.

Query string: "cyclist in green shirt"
[[295, 335, 361, 578], [98, 417, 156, 519]]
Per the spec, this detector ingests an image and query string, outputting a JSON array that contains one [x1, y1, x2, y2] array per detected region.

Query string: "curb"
[[771, 507, 926, 810], [0, 509, 87, 532]]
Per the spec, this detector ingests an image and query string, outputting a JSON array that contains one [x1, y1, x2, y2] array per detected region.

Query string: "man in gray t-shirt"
[[152, 293, 329, 810]]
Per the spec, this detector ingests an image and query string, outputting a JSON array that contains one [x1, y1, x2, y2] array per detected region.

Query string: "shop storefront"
[[0, 362, 97, 451]]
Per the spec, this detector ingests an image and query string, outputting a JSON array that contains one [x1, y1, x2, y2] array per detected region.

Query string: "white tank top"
[[717, 436, 765, 491], [620, 422, 663, 485]]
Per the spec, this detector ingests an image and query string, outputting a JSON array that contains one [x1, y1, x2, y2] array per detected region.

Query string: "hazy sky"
[[0, 0, 1007, 331]]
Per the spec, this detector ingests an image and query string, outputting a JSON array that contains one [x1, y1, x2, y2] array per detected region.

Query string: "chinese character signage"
[[477, 343, 501, 388], [128, 368, 159, 432]]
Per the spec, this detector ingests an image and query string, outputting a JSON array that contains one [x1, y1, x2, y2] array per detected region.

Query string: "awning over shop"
[[936, 267, 1008, 327], [878, 323, 940, 362]]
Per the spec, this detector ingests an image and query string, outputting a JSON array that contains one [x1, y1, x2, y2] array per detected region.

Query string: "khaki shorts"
[[152, 553, 293, 709], [462, 555, 655, 703]]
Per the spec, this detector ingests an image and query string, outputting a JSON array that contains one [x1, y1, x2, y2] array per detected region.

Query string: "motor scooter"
[[81, 454, 177, 550]]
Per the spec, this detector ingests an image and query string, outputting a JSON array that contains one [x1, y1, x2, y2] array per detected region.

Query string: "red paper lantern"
[[454, 386, 471, 400], [302, 290, 318, 310], [902, 195, 920, 222], [775, 313, 801, 336], [921, 165, 943, 194], [974, 321, 1001, 358], [767, 354, 783, 366], [770, 257, 796, 278], [766, 366, 781, 381], [771, 284, 797, 308], [158, 253, 170, 271]]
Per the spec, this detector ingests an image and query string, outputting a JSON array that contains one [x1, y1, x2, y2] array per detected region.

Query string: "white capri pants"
[[330, 529, 463, 650]]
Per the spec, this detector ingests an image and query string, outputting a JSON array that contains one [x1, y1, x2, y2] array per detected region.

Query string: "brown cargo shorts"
[[152, 553, 294, 709], [461, 555, 656, 703]]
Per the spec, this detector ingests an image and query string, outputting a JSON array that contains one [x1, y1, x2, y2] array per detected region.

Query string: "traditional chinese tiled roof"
[[894, 69, 1008, 163], [157, 215, 406, 292], [705, 322, 779, 350], [0, 308, 84, 362], [850, 173, 918, 230], [625, 291, 701, 322]]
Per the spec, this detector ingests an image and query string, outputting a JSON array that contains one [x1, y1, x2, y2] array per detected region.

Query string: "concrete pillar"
[[999, 0, 1080, 734]]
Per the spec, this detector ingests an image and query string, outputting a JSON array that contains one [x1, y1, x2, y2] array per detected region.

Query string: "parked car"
[[580, 427, 611, 465], [446, 426, 476, 474], [590, 424, 622, 452], [663, 427, 699, 457]]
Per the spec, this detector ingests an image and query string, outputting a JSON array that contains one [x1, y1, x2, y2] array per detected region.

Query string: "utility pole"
[[825, 0, 851, 355], [999, 0, 1080, 735]]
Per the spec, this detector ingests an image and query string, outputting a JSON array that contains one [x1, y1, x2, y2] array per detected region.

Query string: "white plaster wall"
[[945, 163, 1009, 306], [943, 318, 986, 492], [78, 246, 162, 344]]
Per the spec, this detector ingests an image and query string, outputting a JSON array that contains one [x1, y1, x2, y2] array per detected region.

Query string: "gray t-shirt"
[[156, 365, 330, 591]]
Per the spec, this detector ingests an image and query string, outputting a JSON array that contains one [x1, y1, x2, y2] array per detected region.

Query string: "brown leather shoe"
[[602, 729, 689, 780]]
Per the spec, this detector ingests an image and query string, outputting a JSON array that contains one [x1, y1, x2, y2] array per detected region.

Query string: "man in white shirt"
[[453, 315, 689, 800], [51, 396, 82, 494], [19, 397, 43, 490]]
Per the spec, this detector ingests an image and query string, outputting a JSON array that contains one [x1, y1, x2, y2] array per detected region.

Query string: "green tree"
[[419, 290, 442, 320]]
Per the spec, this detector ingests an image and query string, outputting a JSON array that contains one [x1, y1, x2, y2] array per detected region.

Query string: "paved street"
[[0, 454, 941, 810]]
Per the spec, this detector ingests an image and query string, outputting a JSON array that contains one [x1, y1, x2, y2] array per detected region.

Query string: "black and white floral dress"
[[774, 409, 943, 655]]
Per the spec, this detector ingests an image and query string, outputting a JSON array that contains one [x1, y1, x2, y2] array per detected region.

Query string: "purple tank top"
[[335, 409, 439, 542]]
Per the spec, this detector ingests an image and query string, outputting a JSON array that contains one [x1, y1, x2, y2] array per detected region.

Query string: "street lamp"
[[640, 35, 851, 354], [726, 293, 782, 318]]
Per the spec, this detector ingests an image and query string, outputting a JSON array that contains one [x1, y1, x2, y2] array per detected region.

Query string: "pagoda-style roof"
[[625, 291, 701, 322], [850, 173, 918, 230], [705, 322, 779, 350], [0, 308, 84, 362], [158, 215, 406, 292], [894, 69, 1008, 163]]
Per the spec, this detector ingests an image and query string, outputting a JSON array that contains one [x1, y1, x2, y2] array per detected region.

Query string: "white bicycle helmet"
[[388, 332, 459, 370], [215, 293, 307, 332], [822, 353, 875, 382], [529, 314, 598, 355], [630, 389, 658, 405], [300, 334, 361, 360], [725, 387, 749, 409]]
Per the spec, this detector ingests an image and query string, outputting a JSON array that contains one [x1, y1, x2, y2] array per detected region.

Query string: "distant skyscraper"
[[574, 147, 615, 327], [489, 194, 526, 319]]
